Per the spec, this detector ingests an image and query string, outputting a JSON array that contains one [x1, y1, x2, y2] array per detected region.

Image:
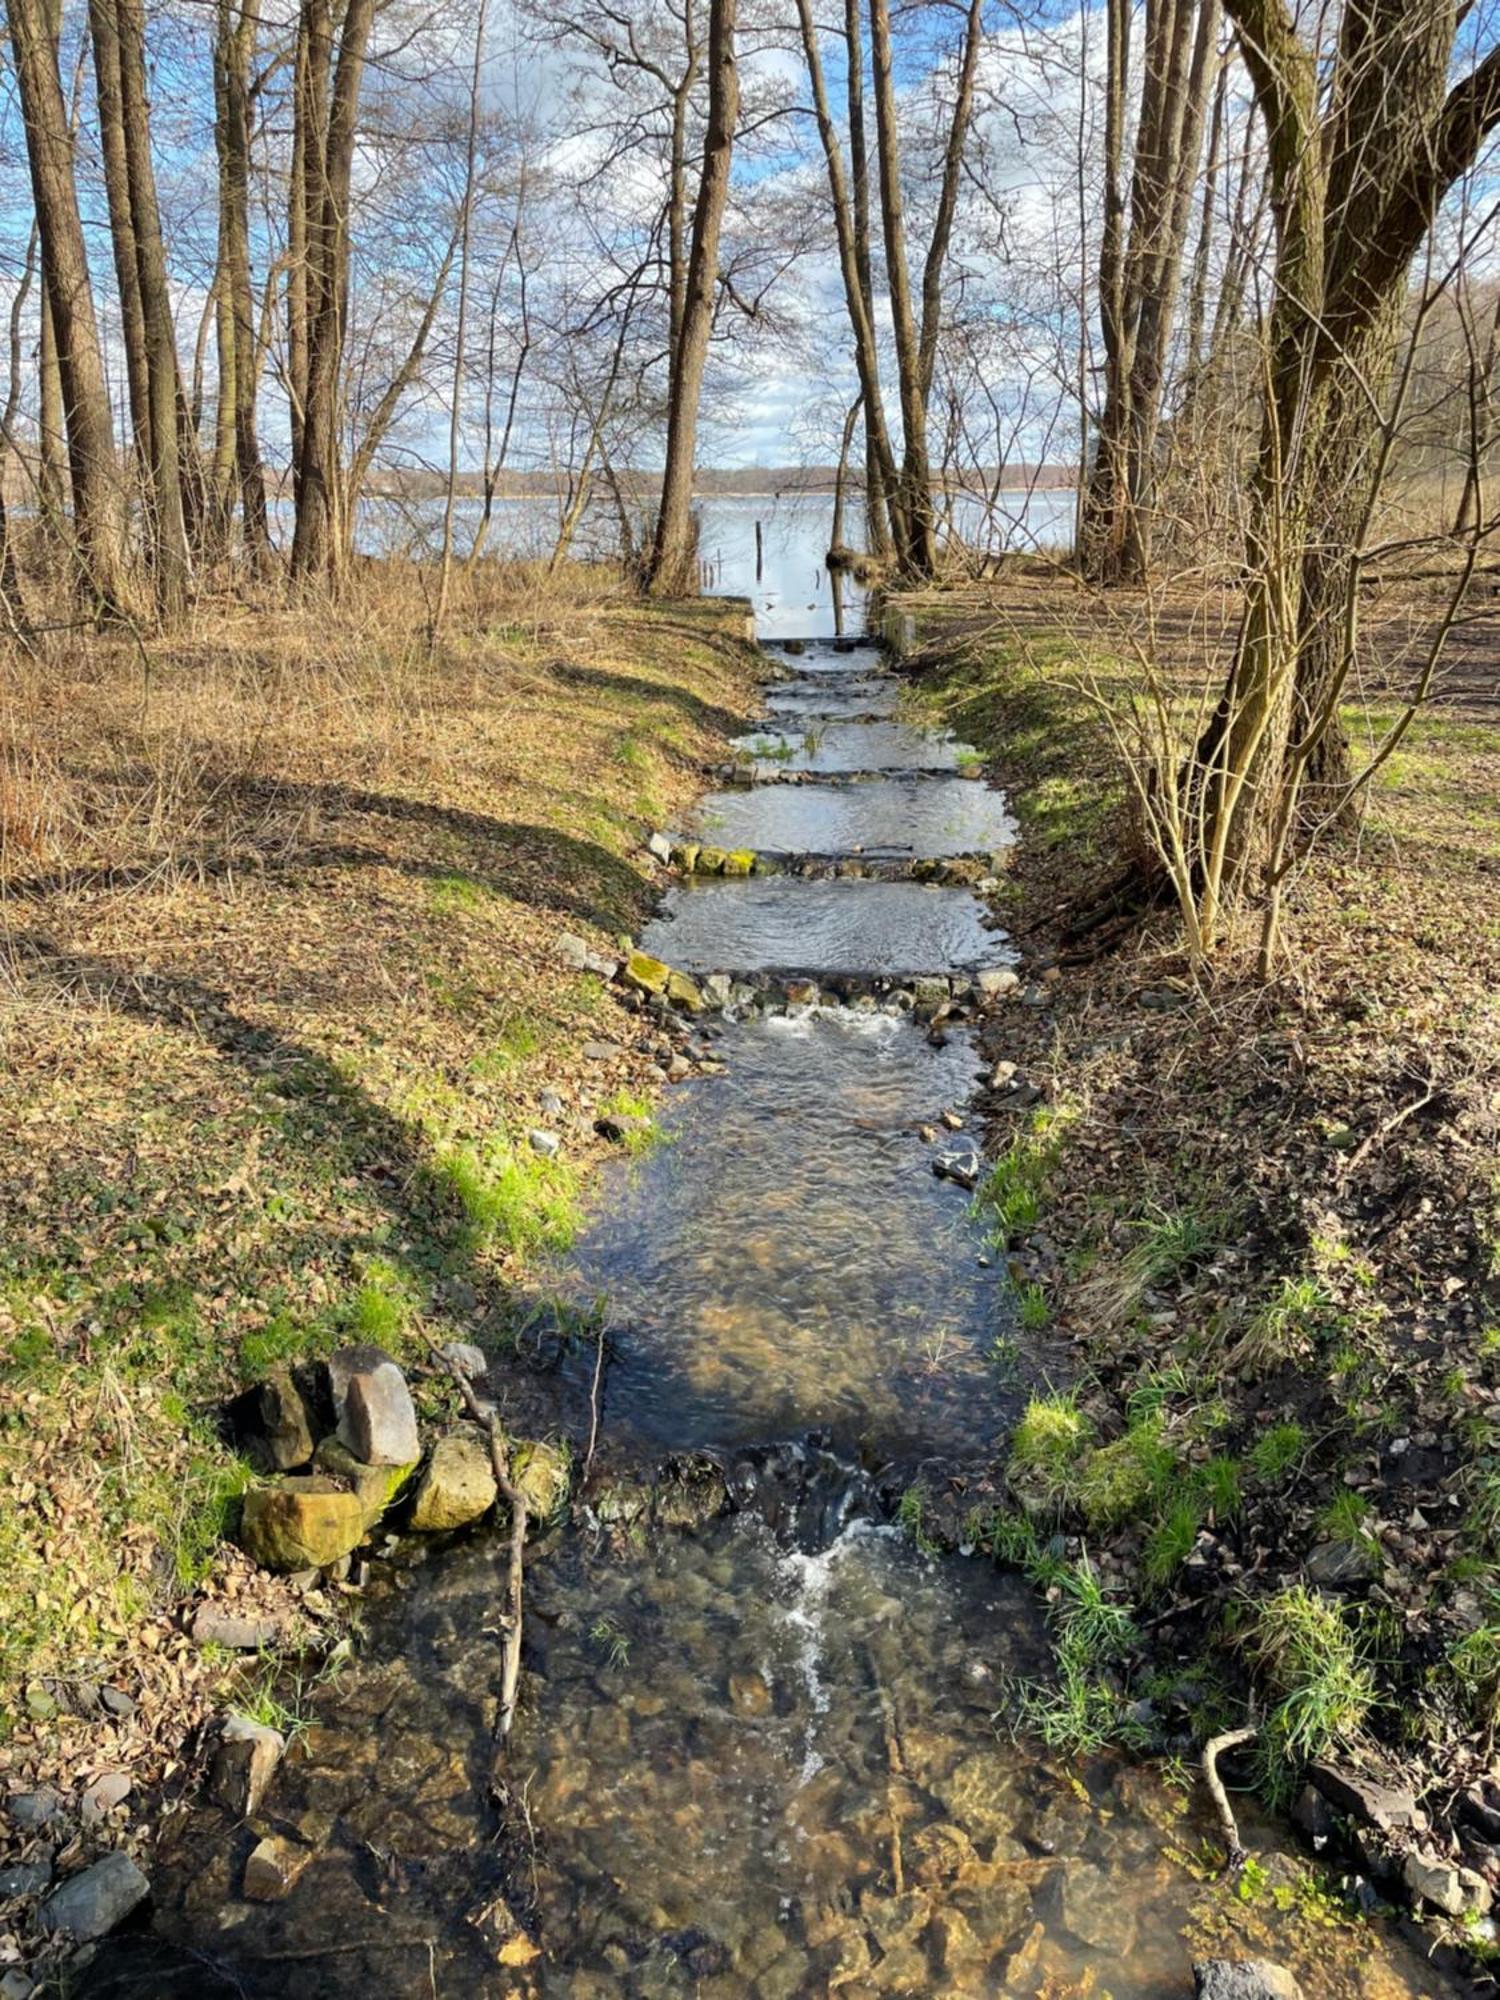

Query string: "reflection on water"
[[732, 719, 967, 773], [764, 675, 899, 719], [693, 776, 1017, 861], [561, 1011, 1011, 1459], [91, 1513, 1462, 1999], [641, 876, 1011, 975]]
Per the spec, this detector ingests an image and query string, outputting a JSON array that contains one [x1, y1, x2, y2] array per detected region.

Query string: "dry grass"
[[0, 563, 758, 1794]]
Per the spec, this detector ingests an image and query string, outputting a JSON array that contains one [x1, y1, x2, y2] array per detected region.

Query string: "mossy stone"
[[623, 949, 671, 995], [722, 850, 755, 876], [511, 1439, 569, 1520], [313, 1437, 417, 1531], [239, 1477, 365, 1570], [666, 970, 704, 1012], [410, 1431, 498, 1531]]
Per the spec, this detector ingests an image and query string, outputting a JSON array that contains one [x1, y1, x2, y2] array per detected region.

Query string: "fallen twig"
[[1342, 1087, 1439, 1174], [1203, 1724, 1258, 1873], [418, 1330, 528, 1742], [583, 1314, 608, 1480]]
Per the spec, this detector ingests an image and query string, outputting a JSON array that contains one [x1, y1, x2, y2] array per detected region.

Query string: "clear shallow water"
[[88, 1515, 1461, 1999], [691, 776, 1017, 860], [764, 675, 899, 719], [731, 719, 968, 773], [560, 1011, 1008, 1459], [639, 877, 1012, 976]]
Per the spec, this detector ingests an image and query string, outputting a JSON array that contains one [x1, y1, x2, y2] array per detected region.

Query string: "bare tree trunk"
[[9, 0, 130, 612], [432, 0, 488, 648], [843, 0, 893, 561], [215, 0, 273, 571], [289, 0, 377, 585], [647, 0, 738, 598], [467, 191, 531, 572], [1120, 0, 1219, 577], [1189, 0, 1500, 929], [1080, 0, 1215, 585], [115, 0, 191, 613], [1453, 284, 1500, 535], [829, 391, 861, 556], [868, 0, 936, 579], [796, 0, 903, 561], [87, 0, 151, 462], [36, 290, 67, 528], [0, 225, 39, 637], [667, 1, 699, 372]]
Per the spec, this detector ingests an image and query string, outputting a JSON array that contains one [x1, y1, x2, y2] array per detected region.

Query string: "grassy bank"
[[894, 577, 1500, 1914], [0, 569, 758, 1799]]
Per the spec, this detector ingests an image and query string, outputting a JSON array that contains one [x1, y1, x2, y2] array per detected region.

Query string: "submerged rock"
[[1194, 1966, 1303, 2000], [243, 1834, 311, 1902], [511, 1439, 570, 1520], [1058, 1862, 1136, 1953], [210, 1713, 285, 1818], [410, 1431, 498, 1531], [239, 1476, 365, 1571], [40, 1852, 149, 1941]]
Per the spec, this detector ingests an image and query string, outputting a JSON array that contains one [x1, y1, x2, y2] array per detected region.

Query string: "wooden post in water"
[[755, 519, 763, 582]]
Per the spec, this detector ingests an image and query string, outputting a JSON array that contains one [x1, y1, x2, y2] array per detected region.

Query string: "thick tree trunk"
[[116, 0, 191, 612], [843, 0, 894, 562], [647, 0, 738, 598], [868, 0, 936, 579], [36, 290, 67, 527], [215, 0, 273, 569], [1185, 0, 1500, 936], [9, 0, 130, 612]]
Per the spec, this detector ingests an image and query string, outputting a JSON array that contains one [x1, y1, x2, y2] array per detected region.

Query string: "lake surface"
[[298, 486, 1079, 638]]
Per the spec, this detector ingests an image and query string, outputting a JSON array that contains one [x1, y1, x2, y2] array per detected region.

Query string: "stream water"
[[83, 573, 1464, 1997]]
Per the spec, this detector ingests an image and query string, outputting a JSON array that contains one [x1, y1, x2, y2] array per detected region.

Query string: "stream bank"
[[883, 575, 1500, 1973], [55, 607, 1472, 1998]]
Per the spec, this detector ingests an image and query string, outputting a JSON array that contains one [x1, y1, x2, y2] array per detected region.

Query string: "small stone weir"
[[83, 629, 1466, 1999]]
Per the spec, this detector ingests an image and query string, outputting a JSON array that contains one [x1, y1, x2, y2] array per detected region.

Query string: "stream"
[[82, 551, 1464, 1997]]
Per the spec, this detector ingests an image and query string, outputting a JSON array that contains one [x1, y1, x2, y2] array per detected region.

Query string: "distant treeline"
[[357, 465, 1078, 503]]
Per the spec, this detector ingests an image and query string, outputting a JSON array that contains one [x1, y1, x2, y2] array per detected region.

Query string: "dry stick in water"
[[1203, 1724, 1258, 1872], [583, 1312, 608, 1479], [418, 1329, 528, 1742]]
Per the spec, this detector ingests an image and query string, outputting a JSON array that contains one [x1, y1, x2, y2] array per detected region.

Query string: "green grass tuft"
[[1249, 1585, 1376, 1765]]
